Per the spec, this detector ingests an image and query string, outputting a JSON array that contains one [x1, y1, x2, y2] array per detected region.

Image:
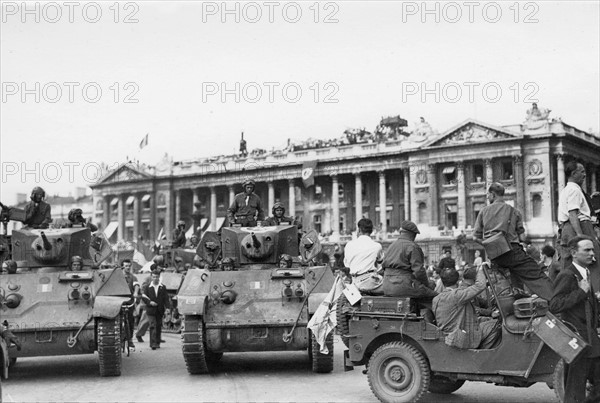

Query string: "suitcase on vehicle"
[[360, 297, 412, 314], [532, 312, 588, 364], [513, 297, 548, 318]]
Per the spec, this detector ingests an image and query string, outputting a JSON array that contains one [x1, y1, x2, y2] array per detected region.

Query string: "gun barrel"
[[40, 231, 53, 251], [251, 233, 261, 249]]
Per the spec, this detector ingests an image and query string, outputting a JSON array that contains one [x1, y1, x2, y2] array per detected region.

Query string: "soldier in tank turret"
[[70, 256, 84, 271], [227, 179, 264, 227], [263, 202, 299, 227], [68, 208, 98, 232], [1, 260, 17, 275], [23, 187, 52, 229], [171, 221, 187, 248]]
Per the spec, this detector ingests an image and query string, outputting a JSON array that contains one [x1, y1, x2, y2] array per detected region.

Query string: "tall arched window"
[[532, 193, 542, 218], [418, 202, 427, 224]]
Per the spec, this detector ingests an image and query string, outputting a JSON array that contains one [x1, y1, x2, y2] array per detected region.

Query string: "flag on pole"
[[139, 133, 149, 149], [307, 275, 345, 354], [301, 161, 317, 188]]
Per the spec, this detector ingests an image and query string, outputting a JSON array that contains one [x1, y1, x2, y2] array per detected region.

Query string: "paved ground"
[[2, 333, 558, 402]]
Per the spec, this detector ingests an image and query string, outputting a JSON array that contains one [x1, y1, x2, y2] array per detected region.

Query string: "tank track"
[[181, 315, 209, 374], [97, 316, 122, 377], [310, 330, 334, 373]]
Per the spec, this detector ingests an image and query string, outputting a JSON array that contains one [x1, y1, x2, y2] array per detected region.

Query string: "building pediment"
[[426, 120, 519, 147], [96, 163, 153, 186]]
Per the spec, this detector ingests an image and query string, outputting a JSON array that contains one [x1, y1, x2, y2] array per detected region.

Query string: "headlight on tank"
[[5, 293, 22, 308]]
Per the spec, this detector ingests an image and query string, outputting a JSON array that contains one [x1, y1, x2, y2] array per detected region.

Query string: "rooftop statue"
[[523, 103, 551, 130]]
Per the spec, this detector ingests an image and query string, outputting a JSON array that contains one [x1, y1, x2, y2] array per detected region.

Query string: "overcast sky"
[[1, 1, 599, 204]]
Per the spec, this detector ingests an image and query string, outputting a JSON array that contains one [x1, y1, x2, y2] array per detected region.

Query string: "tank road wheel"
[[182, 315, 212, 374], [310, 330, 334, 373], [428, 375, 465, 394], [97, 316, 122, 377], [368, 342, 430, 403], [336, 294, 351, 348]]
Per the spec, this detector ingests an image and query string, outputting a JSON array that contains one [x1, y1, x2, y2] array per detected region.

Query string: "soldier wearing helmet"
[[171, 220, 187, 248], [68, 208, 98, 232], [222, 257, 235, 271], [279, 254, 293, 268], [1, 259, 18, 274], [263, 202, 298, 227], [226, 179, 265, 227], [71, 256, 84, 271], [23, 186, 52, 229]]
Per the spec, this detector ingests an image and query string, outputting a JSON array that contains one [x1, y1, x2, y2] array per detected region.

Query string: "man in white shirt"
[[558, 161, 599, 290], [344, 218, 384, 293]]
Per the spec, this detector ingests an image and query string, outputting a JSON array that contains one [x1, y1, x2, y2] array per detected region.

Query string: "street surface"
[[3, 334, 557, 402]]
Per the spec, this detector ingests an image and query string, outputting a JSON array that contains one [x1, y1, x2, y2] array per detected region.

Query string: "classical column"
[[591, 165, 597, 193], [268, 182, 275, 209], [228, 186, 235, 207], [193, 188, 200, 208], [149, 191, 156, 241], [428, 164, 438, 227], [556, 154, 565, 192], [457, 162, 466, 228], [210, 186, 217, 231], [175, 189, 181, 223], [484, 158, 493, 192], [331, 175, 340, 239], [354, 171, 363, 225], [117, 194, 125, 241], [403, 168, 410, 221], [102, 196, 110, 228], [514, 155, 525, 214], [133, 193, 140, 241], [288, 179, 296, 218], [378, 170, 387, 237], [164, 191, 173, 241]]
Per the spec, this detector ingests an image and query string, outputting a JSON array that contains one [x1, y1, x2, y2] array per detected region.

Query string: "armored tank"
[[177, 224, 335, 374], [0, 225, 131, 378]]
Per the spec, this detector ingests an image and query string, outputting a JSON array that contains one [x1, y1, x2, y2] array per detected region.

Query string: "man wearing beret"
[[382, 220, 437, 302], [141, 266, 171, 350]]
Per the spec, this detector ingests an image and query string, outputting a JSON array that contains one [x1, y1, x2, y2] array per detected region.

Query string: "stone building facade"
[[90, 108, 599, 262]]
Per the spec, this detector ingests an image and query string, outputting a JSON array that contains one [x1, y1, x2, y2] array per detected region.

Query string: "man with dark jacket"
[[474, 182, 554, 301], [550, 236, 600, 403], [23, 187, 52, 229], [227, 179, 264, 227], [438, 250, 456, 274], [141, 267, 171, 350]]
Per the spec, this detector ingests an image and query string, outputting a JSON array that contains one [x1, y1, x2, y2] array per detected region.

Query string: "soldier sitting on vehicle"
[[1, 321, 21, 351], [433, 266, 500, 349], [1, 260, 17, 275]]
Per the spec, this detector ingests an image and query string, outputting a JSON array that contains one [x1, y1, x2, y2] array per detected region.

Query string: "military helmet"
[[222, 257, 234, 265], [31, 186, 46, 198], [68, 208, 83, 222], [272, 202, 285, 215], [177, 220, 186, 227], [153, 255, 165, 266], [242, 179, 256, 188], [71, 256, 83, 264], [2, 259, 17, 274], [279, 254, 293, 263]]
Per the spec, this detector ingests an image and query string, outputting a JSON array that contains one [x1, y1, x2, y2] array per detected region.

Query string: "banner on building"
[[302, 161, 317, 188]]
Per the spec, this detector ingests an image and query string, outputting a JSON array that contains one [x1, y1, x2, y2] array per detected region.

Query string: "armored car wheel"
[[336, 294, 351, 348], [552, 359, 594, 402], [309, 330, 334, 373], [428, 375, 465, 394], [182, 315, 222, 374], [368, 341, 430, 403], [97, 316, 122, 377]]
